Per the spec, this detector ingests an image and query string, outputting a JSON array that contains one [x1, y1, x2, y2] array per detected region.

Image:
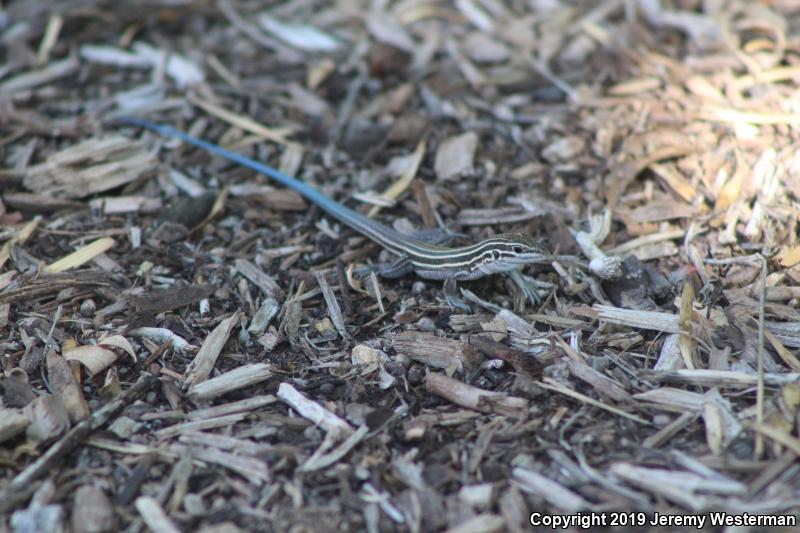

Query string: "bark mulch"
[[1, 1, 800, 531]]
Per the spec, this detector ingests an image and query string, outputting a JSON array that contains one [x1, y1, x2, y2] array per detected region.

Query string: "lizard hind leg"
[[443, 277, 472, 312]]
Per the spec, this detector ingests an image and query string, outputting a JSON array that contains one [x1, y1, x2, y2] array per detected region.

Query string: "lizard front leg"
[[507, 269, 544, 306]]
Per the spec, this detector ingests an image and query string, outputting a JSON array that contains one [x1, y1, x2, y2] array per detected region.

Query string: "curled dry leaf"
[[99, 334, 138, 362], [64, 345, 118, 377], [63, 335, 137, 377]]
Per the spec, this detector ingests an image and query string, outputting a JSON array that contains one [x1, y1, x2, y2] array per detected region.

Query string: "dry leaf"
[[64, 345, 119, 377], [435, 132, 478, 180], [46, 351, 90, 422], [99, 334, 138, 362], [25, 395, 71, 443], [0, 408, 29, 444], [777, 245, 800, 268]]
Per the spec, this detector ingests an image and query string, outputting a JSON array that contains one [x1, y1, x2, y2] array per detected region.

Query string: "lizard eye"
[[513, 245, 524, 254]]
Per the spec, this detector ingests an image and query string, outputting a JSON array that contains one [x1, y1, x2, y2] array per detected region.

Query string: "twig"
[[315, 270, 348, 339], [300, 425, 369, 472], [705, 254, 768, 457], [329, 69, 366, 144], [216, 0, 302, 63], [537, 378, 650, 425], [367, 271, 385, 314], [756, 254, 767, 458], [42, 304, 62, 355], [747, 421, 800, 456], [639, 368, 798, 387], [277, 382, 354, 439], [643, 411, 698, 448], [527, 57, 580, 104], [335, 258, 353, 319], [425, 372, 528, 417], [411, 179, 437, 229]]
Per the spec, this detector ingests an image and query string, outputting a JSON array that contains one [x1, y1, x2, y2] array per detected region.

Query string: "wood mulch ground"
[[2, 1, 800, 531]]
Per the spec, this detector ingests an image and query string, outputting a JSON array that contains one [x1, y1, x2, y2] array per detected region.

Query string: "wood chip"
[[434, 132, 478, 180], [188, 363, 273, 401], [425, 373, 529, 417], [277, 382, 354, 439], [182, 313, 240, 389], [393, 331, 481, 374], [24, 137, 156, 199], [46, 237, 116, 273], [512, 467, 590, 513]]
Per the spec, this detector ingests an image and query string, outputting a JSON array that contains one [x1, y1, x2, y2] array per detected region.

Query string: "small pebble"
[[183, 493, 206, 516], [407, 365, 424, 385], [393, 353, 411, 368], [79, 299, 96, 317], [415, 316, 436, 332]]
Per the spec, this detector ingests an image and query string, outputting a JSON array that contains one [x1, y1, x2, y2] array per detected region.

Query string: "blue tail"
[[118, 117, 332, 209]]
